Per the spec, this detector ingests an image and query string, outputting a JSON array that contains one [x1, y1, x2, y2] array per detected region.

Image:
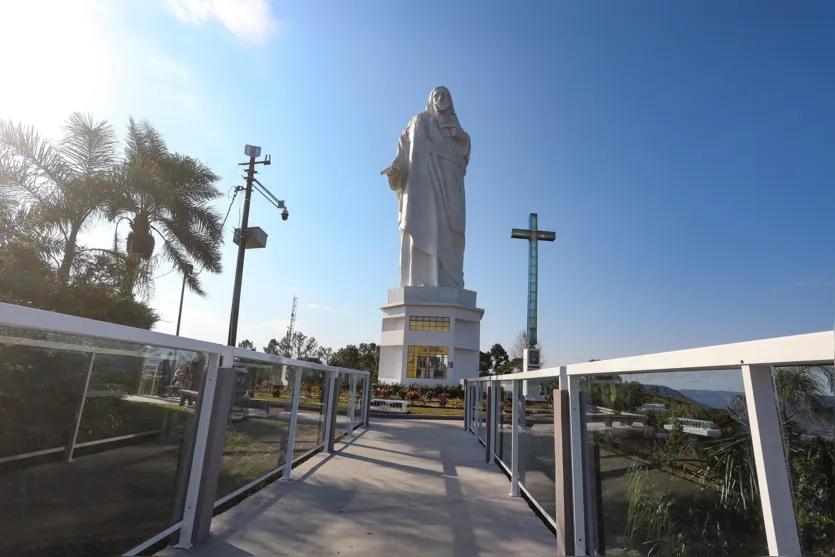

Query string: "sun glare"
[[0, 0, 116, 133]]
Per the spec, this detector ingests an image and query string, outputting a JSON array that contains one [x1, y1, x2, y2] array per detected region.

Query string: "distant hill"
[[679, 389, 742, 409], [640, 384, 705, 408]]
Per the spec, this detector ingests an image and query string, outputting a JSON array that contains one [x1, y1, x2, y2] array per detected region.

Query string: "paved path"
[[161, 419, 554, 556]]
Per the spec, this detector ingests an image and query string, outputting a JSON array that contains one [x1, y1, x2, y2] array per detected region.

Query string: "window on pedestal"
[[407, 346, 449, 379], [408, 316, 450, 332]]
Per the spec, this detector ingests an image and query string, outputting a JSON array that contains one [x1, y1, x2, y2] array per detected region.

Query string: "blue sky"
[[2, 0, 833, 366]]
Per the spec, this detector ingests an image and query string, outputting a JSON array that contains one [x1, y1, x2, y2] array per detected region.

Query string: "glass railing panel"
[[518, 378, 558, 520], [295, 368, 328, 455], [771, 365, 834, 556], [581, 370, 768, 556], [215, 359, 295, 500], [335, 372, 350, 436], [354, 375, 364, 426], [497, 380, 513, 465], [0, 327, 207, 556]]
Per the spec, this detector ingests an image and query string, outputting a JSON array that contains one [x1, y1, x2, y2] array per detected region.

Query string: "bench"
[[370, 399, 409, 414], [179, 389, 199, 407]]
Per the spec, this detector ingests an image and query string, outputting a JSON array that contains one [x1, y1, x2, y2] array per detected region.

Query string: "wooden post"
[[554, 389, 575, 557]]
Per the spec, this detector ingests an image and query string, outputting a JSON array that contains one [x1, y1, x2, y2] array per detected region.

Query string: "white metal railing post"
[[465, 383, 471, 432], [363, 375, 371, 427], [741, 364, 801, 556], [475, 382, 479, 433], [177, 351, 222, 549], [283, 365, 303, 480], [567, 374, 588, 555], [463, 380, 469, 431], [347, 373, 356, 436], [148, 360, 158, 396], [481, 381, 486, 441], [510, 379, 521, 497], [322, 372, 336, 454], [485, 381, 493, 462], [65, 351, 97, 462], [489, 379, 498, 463], [474, 382, 482, 442], [359, 376, 366, 427]]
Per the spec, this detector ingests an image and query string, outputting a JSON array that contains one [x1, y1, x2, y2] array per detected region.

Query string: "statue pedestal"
[[379, 287, 484, 386]]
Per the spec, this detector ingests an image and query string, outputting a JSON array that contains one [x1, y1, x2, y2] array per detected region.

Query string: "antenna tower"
[[287, 295, 298, 347]]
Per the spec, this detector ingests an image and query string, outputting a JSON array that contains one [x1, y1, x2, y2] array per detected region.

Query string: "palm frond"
[[60, 112, 117, 177], [159, 215, 222, 273], [0, 119, 72, 206], [152, 225, 207, 296], [112, 118, 223, 295], [125, 117, 168, 161], [775, 367, 832, 427], [166, 153, 222, 203]]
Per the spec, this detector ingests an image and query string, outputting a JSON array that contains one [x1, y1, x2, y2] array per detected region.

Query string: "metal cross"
[[511, 213, 556, 348]]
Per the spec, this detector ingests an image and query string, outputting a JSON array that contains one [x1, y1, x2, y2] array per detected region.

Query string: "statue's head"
[[427, 87, 454, 116]]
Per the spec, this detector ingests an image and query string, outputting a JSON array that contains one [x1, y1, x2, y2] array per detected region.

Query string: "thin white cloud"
[[167, 0, 278, 44], [307, 303, 332, 311]]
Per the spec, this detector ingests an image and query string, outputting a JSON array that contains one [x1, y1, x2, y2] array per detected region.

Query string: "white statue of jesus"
[[382, 87, 471, 288]]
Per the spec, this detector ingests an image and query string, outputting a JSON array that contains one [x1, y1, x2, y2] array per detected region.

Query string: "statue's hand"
[[449, 127, 458, 137]]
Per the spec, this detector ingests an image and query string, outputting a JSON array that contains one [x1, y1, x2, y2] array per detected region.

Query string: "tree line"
[[478, 331, 543, 375], [0, 113, 226, 328], [238, 331, 381, 380], [239, 328, 545, 381]]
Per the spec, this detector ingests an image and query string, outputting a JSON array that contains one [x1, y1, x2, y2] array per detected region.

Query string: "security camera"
[[281, 208, 289, 221]]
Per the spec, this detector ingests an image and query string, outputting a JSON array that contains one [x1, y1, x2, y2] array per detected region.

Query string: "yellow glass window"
[[408, 316, 450, 332], [406, 345, 449, 379]]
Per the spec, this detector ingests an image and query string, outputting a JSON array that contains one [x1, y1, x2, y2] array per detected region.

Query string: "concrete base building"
[[378, 287, 484, 386]]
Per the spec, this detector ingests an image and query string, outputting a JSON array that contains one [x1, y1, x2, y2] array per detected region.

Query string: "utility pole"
[[227, 145, 273, 347]]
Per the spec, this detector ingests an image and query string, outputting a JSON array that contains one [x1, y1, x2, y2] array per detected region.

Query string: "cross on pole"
[[511, 213, 556, 350]]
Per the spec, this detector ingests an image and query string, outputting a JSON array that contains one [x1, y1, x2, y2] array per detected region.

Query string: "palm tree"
[[774, 366, 834, 427], [0, 113, 116, 281], [696, 366, 834, 509], [0, 191, 62, 256], [109, 118, 223, 296]]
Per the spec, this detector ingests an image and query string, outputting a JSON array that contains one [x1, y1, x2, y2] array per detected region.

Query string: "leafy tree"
[[330, 344, 361, 369], [358, 342, 380, 381], [317, 346, 333, 365], [622, 381, 648, 411], [108, 118, 223, 296], [479, 351, 491, 374], [263, 338, 279, 355], [237, 339, 256, 351], [0, 113, 117, 281], [328, 343, 379, 379], [496, 357, 522, 375], [265, 330, 320, 360], [488, 343, 508, 373], [0, 239, 157, 329]]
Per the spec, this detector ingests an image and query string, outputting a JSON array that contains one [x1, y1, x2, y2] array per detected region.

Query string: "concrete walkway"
[[161, 419, 554, 556]]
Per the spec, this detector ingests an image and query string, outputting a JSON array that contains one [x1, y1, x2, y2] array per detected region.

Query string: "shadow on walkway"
[[159, 419, 554, 557]]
